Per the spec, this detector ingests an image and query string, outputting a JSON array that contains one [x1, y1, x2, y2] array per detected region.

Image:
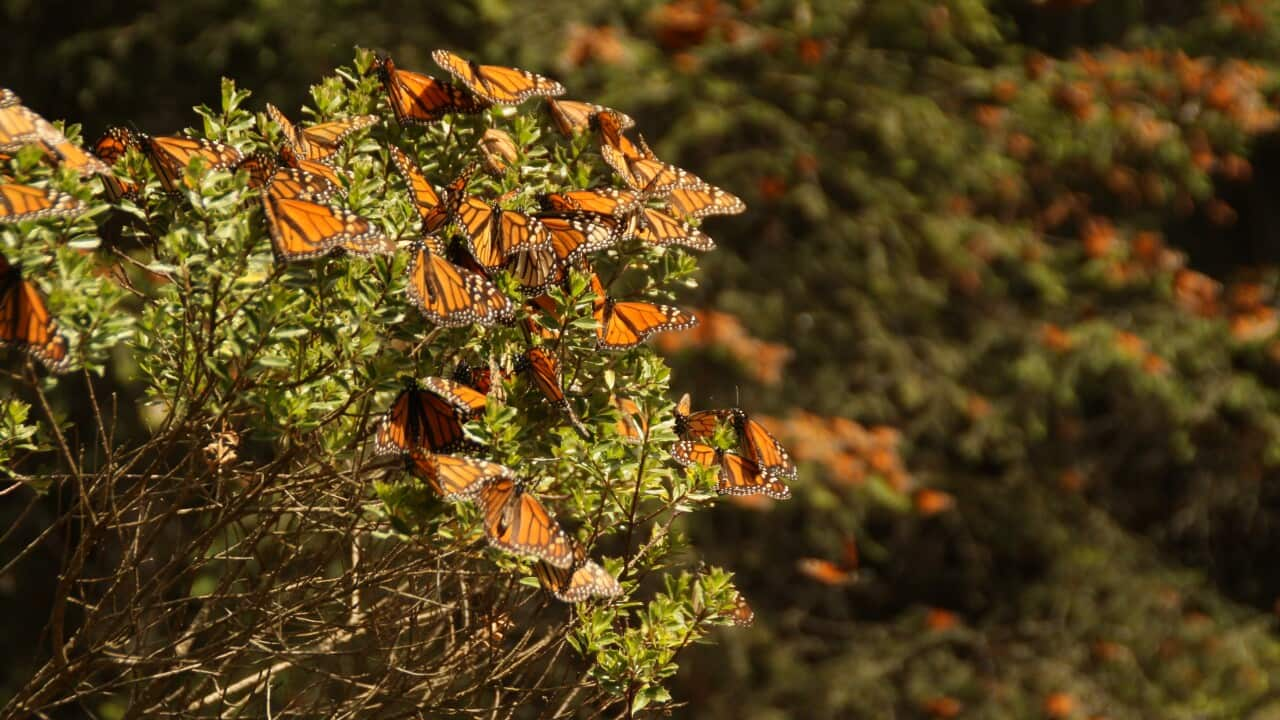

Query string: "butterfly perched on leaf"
[[478, 476, 574, 568], [375, 376, 488, 455], [0, 88, 110, 177], [0, 252, 71, 372], [261, 173, 390, 262], [545, 98, 634, 137], [404, 238, 514, 328], [671, 440, 792, 499], [407, 449, 515, 503], [611, 395, 648, 443], [432, 49, 566, 106], [516, 346, 590, 439], [502, 213, 622, 296], [534, 542, 622, 603], [452, 359, 510, 396], [589, 272, 697, 351], [266, 103, 376, 165], [373, 52, 491, 126], [0, 183, 83, 223], [541, 188, 712, 251], [455, 195, 552, 272], [136, 133, 244, 194], [91, 128, 143, 202], [675, 393, 797, 482], [388, 146, 474, 234]]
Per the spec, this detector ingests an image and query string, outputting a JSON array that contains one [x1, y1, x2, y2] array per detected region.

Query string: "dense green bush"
[[0, 49, 761, 717]]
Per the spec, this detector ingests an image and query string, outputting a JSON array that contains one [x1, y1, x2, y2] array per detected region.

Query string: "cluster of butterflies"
[[0, 50, 790, 611]]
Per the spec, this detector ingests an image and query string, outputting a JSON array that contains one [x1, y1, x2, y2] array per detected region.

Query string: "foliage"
[[0, 49, 751, 717]]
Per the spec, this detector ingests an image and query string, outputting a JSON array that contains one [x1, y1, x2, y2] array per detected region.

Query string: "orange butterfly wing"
[[734, 412, 798, 482], [718, 450, 791, 499], [404, 239, 513, 327], [545, 98, 634, 137], [374, 381, 472, 455], [262, 192, 385, 262], [664, 184, 746, 219], [595, 298, 698, 350], [0, 90, 41, 151], [374, 53, 491, 126], [0, 254, 70, 372], [535, 552, 623, 603], [0, 183, 82, 223], [519, 346, 566, 406], [141, 134, 243, 193], [541, 188, 641, 217], [268, 103, 376, 162], [91, 128, 141, 201], [634, 207, 714, 251], [408, 450, 513, 502], [479, 477, 574, 568], [432, 49, 565, 105], [730, 592, 755, 627], [420, 376, 488, 419]]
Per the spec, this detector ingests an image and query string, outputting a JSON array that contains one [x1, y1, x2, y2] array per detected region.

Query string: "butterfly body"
[[0, 254, 70, 372]]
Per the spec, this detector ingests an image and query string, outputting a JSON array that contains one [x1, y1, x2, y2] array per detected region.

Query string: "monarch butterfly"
[[516, 346, 591, 439], [404, 238, 514, 327], [664, 183, 746, 219], [407, 449, 514, 502], [594, 111, 705, 195], [534, 543, 623, 603], [375, 376, 485, 455], [501, 214, 621, 295], [265, 103, 377, 164], [235, 151, 277, 189], [262, 164, 338, 202], [456, 195, 551, 272], [262, 181, 389, 262], [420, 375, 488, 417], [388, 146, 474, 234], [0, 253, 70, 372], [478, 476, 574, 567], [540, 188, 641, 218], [90, 128, 142, 202], [545, 98, 634, 137], [137, 133, 243, 194], [730, 591, 755, 627], [432, 49, 566, 105], [452, 359, 508, 396], [675, 393, 797, 482], [589, 273, 698, 350], [0, 183, 83, 223], [0, 90, 110, 177], [670, 440, 791, 499], [611, 395, 648, 443], [373, 52, 491, 126]]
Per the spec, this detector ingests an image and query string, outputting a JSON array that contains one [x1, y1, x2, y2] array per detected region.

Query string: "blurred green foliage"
[[9, 0, 1280, 717]]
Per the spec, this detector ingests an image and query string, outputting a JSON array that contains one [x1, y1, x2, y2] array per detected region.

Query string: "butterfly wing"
[[634, 207, 714, 251], [0, 91, 41, 151], [263, 194, 385, 262], [420, 376, 488, 419], [535, 555, 623, 603], [612, 395, 647, 443], [374, 53, 491, 126], [269, 103, 376, 162], [0, 183, 83, 223], [735, 412, 798, 482], [264, 165, 338, 202], [664, 184, 746, 219], [388, 145, 448, 232], [718, 451, 791, 499], [0, 256, 71, 372], [375, 383, 469, 454], [519, 346, 566, 407], [433, 49, 565, 105], [545, 99, 634, 137], [409, 450, 512, 502], [541, 188, 640, 217], [670, 440, 720, 470], [480, 477, 574, 568], [404, 240, 513, 327], [537, 212, 622, 262], [91, 128, 141, 202], [730, 592, 755, 627], [595, 298, 698, 351], [142, 135, 243, 193]]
